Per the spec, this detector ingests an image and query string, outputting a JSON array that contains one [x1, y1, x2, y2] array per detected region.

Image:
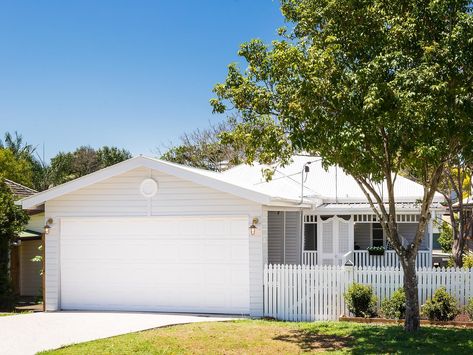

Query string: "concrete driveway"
[[0, 311, 236, 355]]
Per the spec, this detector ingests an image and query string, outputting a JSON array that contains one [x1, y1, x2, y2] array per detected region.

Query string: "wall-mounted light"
[[44, 218, 54, 235], [11, 237, 21, 247], [249, 217, 259, 236]]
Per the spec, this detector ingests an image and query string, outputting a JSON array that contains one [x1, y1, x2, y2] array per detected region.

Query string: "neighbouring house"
[[17, 155, 444, 316], [5, 179, 44, 298]]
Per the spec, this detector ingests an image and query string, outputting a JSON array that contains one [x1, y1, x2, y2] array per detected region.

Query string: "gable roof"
[[4, 179, 37, 198], [18, 156, 300, 210], [17, 154, 444, 211]]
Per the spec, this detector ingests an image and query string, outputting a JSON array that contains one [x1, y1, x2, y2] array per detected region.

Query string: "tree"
[[0, 149, 34, 187], [0, 181, 28, 309], [97, 146, 132, 167], [160, 120, 244, 171], [0, 131, 36, 160], [49, 146, 132, 185], [0, 131, 50, 191], [212, 0, 473, 331]]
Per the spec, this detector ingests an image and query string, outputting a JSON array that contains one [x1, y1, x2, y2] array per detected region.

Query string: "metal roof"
[[317, 201, 445, 211]]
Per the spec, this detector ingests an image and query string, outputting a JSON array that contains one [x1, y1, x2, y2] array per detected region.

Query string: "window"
[[304, 223, 317, 251], [372, 223, 384, 247]]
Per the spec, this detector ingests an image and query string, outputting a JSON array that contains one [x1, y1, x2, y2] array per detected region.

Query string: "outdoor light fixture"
[[11, 237, 21, 247], [249, 217, 259, 236], [44, 218, 54, 235]]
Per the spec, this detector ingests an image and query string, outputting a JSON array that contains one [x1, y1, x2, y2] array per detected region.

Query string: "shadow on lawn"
[[274, 330, 352, 351], [274, 323, 473, 354]]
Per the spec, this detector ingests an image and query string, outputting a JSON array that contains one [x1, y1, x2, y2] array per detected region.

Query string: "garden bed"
[[340, 315, 473, 328]]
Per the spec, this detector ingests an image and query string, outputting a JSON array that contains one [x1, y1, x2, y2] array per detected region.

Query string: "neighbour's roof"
[[17, 154, 445, 211], [19, 229, 42, 239], [4, 179, 37, 198], [451, 196, 473, 210]]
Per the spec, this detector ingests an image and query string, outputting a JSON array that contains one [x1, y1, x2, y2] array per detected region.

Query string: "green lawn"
[[40, 320, 473, 354]]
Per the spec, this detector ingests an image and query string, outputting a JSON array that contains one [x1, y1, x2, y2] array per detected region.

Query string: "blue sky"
[[0, 0, 283, 161]]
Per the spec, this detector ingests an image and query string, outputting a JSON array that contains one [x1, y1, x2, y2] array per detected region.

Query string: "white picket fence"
[[263, 264, 473, 321]]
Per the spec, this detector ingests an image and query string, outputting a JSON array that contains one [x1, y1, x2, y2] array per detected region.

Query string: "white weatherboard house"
[[18, 155, 444, 317]]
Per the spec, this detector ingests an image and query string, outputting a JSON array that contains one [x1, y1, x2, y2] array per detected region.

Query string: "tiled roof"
[[4, 179, 37, 198]]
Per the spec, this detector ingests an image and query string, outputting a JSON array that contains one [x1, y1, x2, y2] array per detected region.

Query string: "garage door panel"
[[60, 217, 250, 314]]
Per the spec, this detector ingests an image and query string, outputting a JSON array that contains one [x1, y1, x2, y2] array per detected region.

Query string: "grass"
[[0, 311, 31, 316], [40, 320, 473, 354]]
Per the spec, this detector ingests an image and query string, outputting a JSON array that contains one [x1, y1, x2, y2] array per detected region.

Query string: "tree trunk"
[[452, 238, 463, 267], [403, 258, 420, 332]]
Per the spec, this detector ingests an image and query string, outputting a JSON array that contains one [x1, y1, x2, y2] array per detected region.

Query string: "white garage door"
[[60, 216, 250, 314]]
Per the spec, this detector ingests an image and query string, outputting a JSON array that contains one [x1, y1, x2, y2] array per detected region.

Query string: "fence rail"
[[264, 264, 473, 321]]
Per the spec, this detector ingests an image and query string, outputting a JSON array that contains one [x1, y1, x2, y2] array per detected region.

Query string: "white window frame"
[[303, 214, 317, 251], [370, 222, 385, 247]]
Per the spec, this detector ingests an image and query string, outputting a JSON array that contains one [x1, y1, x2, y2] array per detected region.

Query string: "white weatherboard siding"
[[60, 217, 249, 314], [44, 167, 263, 316]]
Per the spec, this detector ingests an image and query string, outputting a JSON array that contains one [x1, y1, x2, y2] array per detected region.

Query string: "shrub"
[[437, 221, 453, 253], [344, 283, 377, 318], [422, 287, 460, 321], [367, 246, 385, 255], [463, 254, 473, 268], [381, 288, 406, 319], [466, 298, 473, 321]]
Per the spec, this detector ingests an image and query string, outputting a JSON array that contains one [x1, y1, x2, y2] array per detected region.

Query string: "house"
[[6, 179, 44, 298], [17, 155, 444, 316]]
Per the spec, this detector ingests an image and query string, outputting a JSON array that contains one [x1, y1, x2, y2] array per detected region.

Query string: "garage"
[[59, 216, 250, 314]]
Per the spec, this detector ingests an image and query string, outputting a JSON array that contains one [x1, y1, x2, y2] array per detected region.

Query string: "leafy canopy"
[[160, 119, 244, 171], [49, 146, 132, 185], [0, 148, 34, 187], [0, 181, 28, 309], [212, 0, 473, 183]]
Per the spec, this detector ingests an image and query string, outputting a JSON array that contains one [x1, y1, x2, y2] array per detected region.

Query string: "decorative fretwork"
[[353, 214, 420, 223], [304, 214, 317, 223]]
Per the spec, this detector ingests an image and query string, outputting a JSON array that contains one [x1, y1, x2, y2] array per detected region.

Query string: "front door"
[[318, 216, 353, 265]]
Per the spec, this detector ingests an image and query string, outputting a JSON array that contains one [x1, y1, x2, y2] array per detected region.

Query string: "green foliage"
[[212, 1, 473, 330], [0, 149, 34, 187], [97, 146, 132, 167], [160, 120, 244, 171], [447, 254, 473, 268], [437, 221, 453, 253], [466, 298, 473, 320], [212, 0, 473, 181], [49, 146, 132, 185], [0, 182, 29, 309], [344, 283, 377, 318], [381, 288, 406, 319], [422, 287, 460, 321], [367, 246, 385, 255], [462, 254, 473, 268]]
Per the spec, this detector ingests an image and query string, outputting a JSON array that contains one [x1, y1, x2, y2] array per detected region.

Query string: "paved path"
[[0, 311, 236, 355]]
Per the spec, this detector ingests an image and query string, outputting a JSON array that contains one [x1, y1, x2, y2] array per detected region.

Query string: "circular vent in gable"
[[140, 178, 158, 198]]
